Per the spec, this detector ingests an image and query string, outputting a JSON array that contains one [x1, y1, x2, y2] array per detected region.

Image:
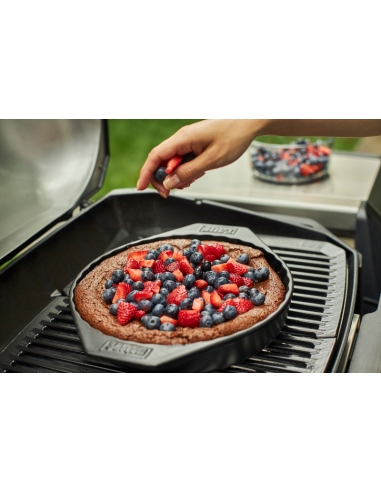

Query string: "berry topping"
[[210, 290, 223, 308], [141, 270, 155, 282], [252, 292, 266, 305], [236, 253, 249, 264], [128, 250, 149, 262], [163, 280, 176, 292], [201, 290, 211, 304], [203, 270, 218, 285], [199, 315, 213, 327], [146, 316, 161, 330], [144, 281, 161, 294], [158, 250, 173, 262], [212, 313, 225, 325], [133, 289, 154, 302], [218, 283, 240, 295], [165, 260, 181, 272], [139, 260, 156, 269], [241, 277, 254, 288], [166, 285, 188, 306], [255, 267, 270, 282], [160, 315, 178, 326], [127, 268, 143, 282], [173, 251, 184, 261], [132, 281, 144, 291], [187, 287, 201, 300], [112, 269, 125, 283], [192, 298, 205, 311], [152, 304, 165, 317], [228, 273, 244, 287], [112, 282, 131, 303], [210, 243, 226, 258], [190, 251, 203, 265], [160, 322, 176, 332], [103, 288, 117, 304], [231, 297, 253, 314], [178, 310, 201, 328], [219, 254, 230, 263], [179, 257, 194, 276], [227, 259, 250, 275], [165, 304, 180, 318], [117, 302, 137, 326], [139, 299, 153, 313], [180, 298, 193, 310], [197, 244, 219, 258], [125, 258, 139, 271], [153, 259, 166, 274], [134, 310, 146, 320], [211, 263, 230, 273], [195, 279, 208, 290], [172, 270, 184, 282]]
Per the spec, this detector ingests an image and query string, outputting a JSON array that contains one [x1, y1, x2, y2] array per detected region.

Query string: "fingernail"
[[159, 191, 167, 199], [137, 179, 141, 190], [163, 174, 181, 190]]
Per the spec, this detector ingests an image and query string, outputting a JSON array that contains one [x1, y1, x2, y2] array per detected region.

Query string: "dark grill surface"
[[0, 236, 346, 373]]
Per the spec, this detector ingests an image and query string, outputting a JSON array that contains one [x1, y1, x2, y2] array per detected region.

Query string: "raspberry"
[[178, 310, 201, 328], [166, 285, 188, 306], [117, 302, 137, 325]]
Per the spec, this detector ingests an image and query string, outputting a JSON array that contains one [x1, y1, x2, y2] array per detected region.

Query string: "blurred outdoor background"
[[93, 119, 381, 201]]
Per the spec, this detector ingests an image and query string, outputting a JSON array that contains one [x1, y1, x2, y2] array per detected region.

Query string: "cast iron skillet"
[[69, 223, 293, 372]]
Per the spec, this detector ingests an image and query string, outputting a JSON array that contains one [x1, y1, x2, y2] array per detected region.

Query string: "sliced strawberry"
[[195, 279, 208, 290], [229, 273, 244, 287], [178, 310, 201, 328], [211, 290, 223, 308], [139, 260, 155, 269], [165, 155, 183, 174], [144, 281, 161, 294], [216, 290, 225, 300], [112, 283, 118, 288], [112, 282, 131, 304], [134, 310, 146, 320], [218, 284, 240, 295], [201, 290, 211, 304], [211, 263, 229, 273], [179, 257, 194, 276], [192, 298, 204, 311], [117, 302, 137, 325], [126, 257, 139, 270], [232, 297, 253, 315], [133, 289, 154, 302], [158, 250, 173, 262], [204, 254, 217, 262], [319, 145, 331, 156], [227, 259, 249, 275], [300, 164, 312, 177], [166, 261, 181, 272], [172, 269, 184, 282], [128, 250, 149, 262], [197, 244, 219, 258], [217, 298, 235, 313], [160, 315, 178, 326], [167, 285, 188, 306], [210, 243, 226, 258], [154, 259, 166, 274], [242, 277, 254, 288], [127, 269, 143, 282], [173, 251, 183, 261]]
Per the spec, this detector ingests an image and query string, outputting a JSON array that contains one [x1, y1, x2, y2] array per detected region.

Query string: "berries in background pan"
[[178, 309, 201, 328], [160, 322, 176, 332], [146, 316, 162, 330], [165, 304, 180, 318], [219, 254, 230, 263], [139, 299, 153, 313], [252, 292, 266, 305], [223, 305, 238, 320], [212, 312, 225, 325], [236, 253, 249, 265], [154, 166, 167, 182], [112, 269, 125, 283], [255, 267, 270, 282], [117, 302, 137, 326], [180, 298, 193, 310], [105, 279, 114, 289], [103, 288, 117, 304], [199, 315, 213, 328], [152, 304, 165, 317]]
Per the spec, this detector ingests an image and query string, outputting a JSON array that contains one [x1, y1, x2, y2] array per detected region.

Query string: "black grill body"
[[0, 191, 359, 372]]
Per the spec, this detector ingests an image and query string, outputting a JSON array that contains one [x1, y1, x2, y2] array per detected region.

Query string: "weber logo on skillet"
[[100, 340, 152, 358], [200, 225, 238, 235]]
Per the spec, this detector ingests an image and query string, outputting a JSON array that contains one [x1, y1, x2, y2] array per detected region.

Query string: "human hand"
[[137, 119, 264, 198]]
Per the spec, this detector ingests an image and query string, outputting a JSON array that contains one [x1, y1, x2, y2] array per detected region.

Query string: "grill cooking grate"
[[0, 236, 346, 373]]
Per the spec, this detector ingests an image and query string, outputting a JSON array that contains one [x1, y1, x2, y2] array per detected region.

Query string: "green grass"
[[93, 119, 361, 201]]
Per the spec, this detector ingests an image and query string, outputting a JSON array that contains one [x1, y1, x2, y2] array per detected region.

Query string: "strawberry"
[[112, 282, 131, 303], [197, 244, 219, 258], [126, 257, 139, 270], [166, 261, 181, 272], [229, 273, 244, 287], [210, 243, 226, 258], [300, 164, 313, 177], [139, 260, 155, 269], [159, 250, 173, 262], [242, 277, 254, 288], [195, 279, 208, 290], [192, 298, 204, 311], [112, 283, 118, 288], [232, 297, 253, 315], [211, 290, 223, 308], [211, 263, 229, 273], [179, 257, 194, 276], [154, 259, 166, 274], [165, 155, 183, 174], [133, 289, 154, 302], [216, 290, 225, 300], [172, 269, 184, 282], [201, 290, 211, 304], [160, 315, 178, 326], [178, 310, 201, 328], [204, 254, 217, 262], [173, 251, 183, 261], [217, 298, 235, 313], [319, 145, 331, 156], [144, 281, 161, 294], [134, 310, 146, 320], [227, 259, 249, 275], [218, 284, 240, 295], [128, 250, 149, 262], [117, 302, 137, 325], [127, 269, 143, 282], [167, 285, 188, 306]]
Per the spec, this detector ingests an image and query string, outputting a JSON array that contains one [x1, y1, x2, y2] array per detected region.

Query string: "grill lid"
[[0, 119, 109, 264]]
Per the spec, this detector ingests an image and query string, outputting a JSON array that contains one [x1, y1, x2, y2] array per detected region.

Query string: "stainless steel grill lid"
[[0, 119, 109, 264]]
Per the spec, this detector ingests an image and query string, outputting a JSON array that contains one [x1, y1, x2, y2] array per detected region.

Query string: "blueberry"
[[141, 271, 155, 282], [212, 259, 223, 266], [163, 280, 176, 292], [189, 244, 198, 254], [145, 253, 156, 261], [193, 266, 203, 280], [252, 292, 266, 305], [139, 300, 153, 313], [239, 286, 250, 294], [160, 288, 170, 298], [165, 304, 179, 318], [157, 244, 174, 253], [176, 282, 182, 288], [214, 277, 229, 289], [103, 288, 116, 304], [223, 293, 236, 301], [183, 274, 196, 289], [187, 287, 201, 300], [199, 315, 213, 328], [249, 288, 259, 297], [243, 271, 255, 281], [203, 304, 217, 315], [109, 303, 119, 315], [180, 298, 193, 310], [204, 271, 218, 285], [223, 305, 237, 320], [201, 261, 211, 272], [212, 313, 226, 325], [129, 301, 139, 309], [147, 316, 161, 330], [152, 294, 165, 305], [255, 267, 270, 282], [236, 254, 249, 265], [161, 272, 176, 283], [155, 273, 163, 281], [152, 304, 165, 317], [112, 269, 124, 283], [105, 279, 114, 289], [190, 252, 203, 265], [239, 293, 250, 301], [190, 263, 196, 269], [220, 254, 230, 263], [124, 275, 134, 286], [219, 270, 230, 279], [182, 249, 191, 260], [203, 285, 214, 294], [160, 322, 176, 332], [148, 249, 159, 259], [141, 314, 153, 327], [132, 281, 145, 291], [165, 258, 176, 266], [141, 267, 154, 274], [190, 239, 201, 247], [154, 166, 167, 182]]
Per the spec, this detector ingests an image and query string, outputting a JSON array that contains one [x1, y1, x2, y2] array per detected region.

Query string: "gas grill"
[[0, 119, 379, 372]]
